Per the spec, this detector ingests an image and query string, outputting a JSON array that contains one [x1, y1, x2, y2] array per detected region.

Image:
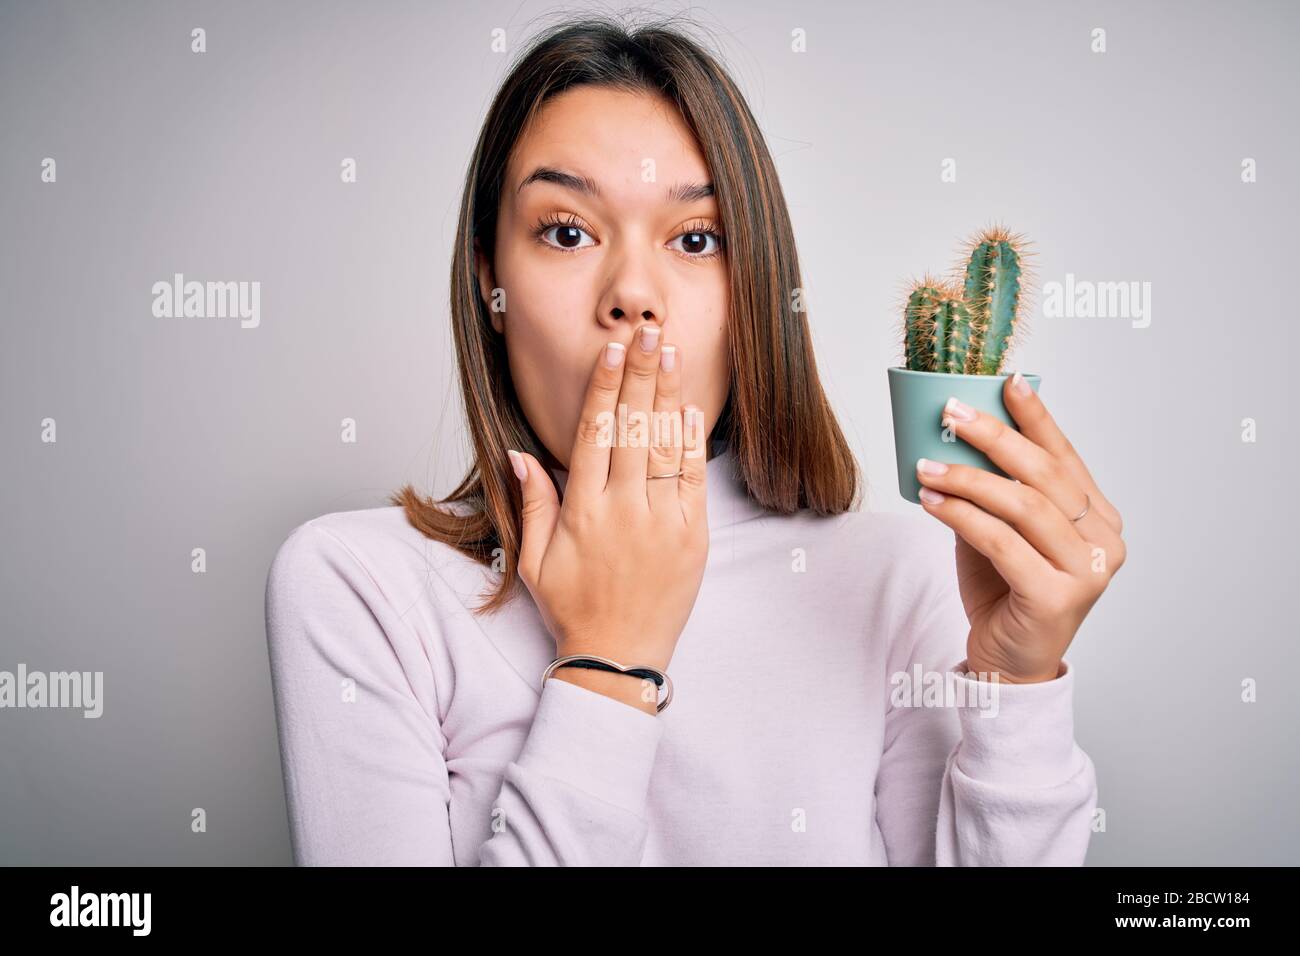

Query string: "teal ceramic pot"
[[887, 366, 1041, 504]]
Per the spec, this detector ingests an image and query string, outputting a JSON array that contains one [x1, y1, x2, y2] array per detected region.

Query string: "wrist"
[[963, 657, 1063, 684], [555, 636, 674, 674]]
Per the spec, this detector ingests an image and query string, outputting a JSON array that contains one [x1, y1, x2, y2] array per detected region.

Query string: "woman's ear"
[[473, 236, 505, 334]]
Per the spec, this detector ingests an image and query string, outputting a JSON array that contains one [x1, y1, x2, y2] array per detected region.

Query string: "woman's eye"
[[538, 223, 596, 251], [669, 230, 722, 258], [535, 219, 723, 259]]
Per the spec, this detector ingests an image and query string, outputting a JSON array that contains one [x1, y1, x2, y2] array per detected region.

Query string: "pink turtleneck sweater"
[[264, 446, 1098, 865]]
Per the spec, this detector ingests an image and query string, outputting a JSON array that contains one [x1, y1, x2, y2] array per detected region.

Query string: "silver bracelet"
[[543, 654, 673, 713]]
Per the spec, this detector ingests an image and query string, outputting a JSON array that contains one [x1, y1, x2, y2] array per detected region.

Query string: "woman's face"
[[476, 85, 731, 469]]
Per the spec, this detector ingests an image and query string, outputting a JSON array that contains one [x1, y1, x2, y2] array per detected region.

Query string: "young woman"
[[265, 16, 1125, 866]]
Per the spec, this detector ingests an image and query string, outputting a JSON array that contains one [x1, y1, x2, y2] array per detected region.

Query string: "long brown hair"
[[389, 13, 861, 614]]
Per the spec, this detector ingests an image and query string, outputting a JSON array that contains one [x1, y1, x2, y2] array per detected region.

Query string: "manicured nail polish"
[[605, 342, 625, 367], [919, 487, 945, 505], [943, 396, 976, 421], [640, 325, 660, 351], [1010, 371, 1031, 396], [917, 457, 949, 476], [660, 345, 676, 371], [507, 449, 528, 482]]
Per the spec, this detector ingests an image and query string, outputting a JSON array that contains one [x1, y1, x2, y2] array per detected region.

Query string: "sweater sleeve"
[[874, 570, 1098, 866], [264, 520, 665, 866]]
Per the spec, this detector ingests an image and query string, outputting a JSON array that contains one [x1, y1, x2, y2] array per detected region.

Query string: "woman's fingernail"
[[639, 325, 660, 351], [919, 486, 946, 505], [507, 449, 528, 482], [943, 396, 976, 422], [917, 457, 949, 476], [1010, 371, 1031, 396], [660, 345, 676, 371], [604, 342, 625, 367]]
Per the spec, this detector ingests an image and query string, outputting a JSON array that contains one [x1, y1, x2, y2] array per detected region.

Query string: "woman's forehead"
[[508, 88, 710, 196]]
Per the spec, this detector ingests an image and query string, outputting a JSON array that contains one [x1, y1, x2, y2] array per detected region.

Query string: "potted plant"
[[887, 224, 1040, 503]]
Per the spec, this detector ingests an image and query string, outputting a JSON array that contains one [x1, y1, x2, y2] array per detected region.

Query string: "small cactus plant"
[[901, 224, 1033, 375]]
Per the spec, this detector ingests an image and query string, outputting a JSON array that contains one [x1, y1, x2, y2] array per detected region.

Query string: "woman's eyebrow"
[[516, 165, 713, 203], [666, 180, 714, 203], [517, 166, 603, 199]]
